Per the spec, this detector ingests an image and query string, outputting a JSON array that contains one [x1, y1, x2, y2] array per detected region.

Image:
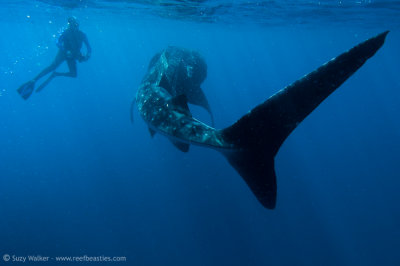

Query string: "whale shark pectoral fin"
[[170, 94, 192, 117], [187, 88, 215, 127], [170, 139, 190, 152], [148, 127, 156, 138], [221, 31, 389, 209]]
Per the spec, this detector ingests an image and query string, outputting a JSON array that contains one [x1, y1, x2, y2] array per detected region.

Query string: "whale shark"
[[134, 31, 388, 209]]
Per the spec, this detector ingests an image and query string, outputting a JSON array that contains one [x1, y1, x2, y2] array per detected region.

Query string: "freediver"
[[17, 16, 92, 99]]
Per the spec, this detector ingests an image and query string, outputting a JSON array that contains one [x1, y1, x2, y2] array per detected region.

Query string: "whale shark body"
[[135, 31, 388, 209]]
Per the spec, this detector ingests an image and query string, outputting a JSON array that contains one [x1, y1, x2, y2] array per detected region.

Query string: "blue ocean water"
[[1, 1, 400, 265]]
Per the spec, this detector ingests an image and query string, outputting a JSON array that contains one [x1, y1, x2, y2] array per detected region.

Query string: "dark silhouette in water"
[[17, 16, 92, 100], [135, 31, 389, 209]]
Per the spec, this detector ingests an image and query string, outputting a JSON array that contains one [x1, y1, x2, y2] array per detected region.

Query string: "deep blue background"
[[1, 4, 400, 266]]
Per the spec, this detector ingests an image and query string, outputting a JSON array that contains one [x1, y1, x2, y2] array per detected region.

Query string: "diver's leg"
[[53, 59, 77, 78], [37, 59, 77, 92], [32, 50, 64, 82]]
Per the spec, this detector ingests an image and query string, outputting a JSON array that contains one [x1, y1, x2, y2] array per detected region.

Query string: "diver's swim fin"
[[36, 73, 56, 93], [17, 81, 35, 100]]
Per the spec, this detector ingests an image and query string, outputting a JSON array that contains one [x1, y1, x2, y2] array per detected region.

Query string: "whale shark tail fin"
[[221, 31, 389, 209], [223, 149, 278, 209]]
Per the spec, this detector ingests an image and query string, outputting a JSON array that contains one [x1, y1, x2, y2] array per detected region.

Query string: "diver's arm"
[[56, 32, 66, 50]]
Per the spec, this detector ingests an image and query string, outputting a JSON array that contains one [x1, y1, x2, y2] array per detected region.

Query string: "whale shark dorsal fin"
[[170, 94, 192, 117], [148, 127, 156, 138], [171, 140, 190, 152]]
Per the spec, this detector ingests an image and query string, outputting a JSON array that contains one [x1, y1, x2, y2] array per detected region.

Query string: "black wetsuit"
[[53, 28, 92, 75], [18, 22, 92, 99], [32, 27, 91, 82]]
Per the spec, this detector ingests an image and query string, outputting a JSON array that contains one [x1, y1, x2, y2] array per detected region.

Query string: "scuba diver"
[[17, 16, 92, 99]]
